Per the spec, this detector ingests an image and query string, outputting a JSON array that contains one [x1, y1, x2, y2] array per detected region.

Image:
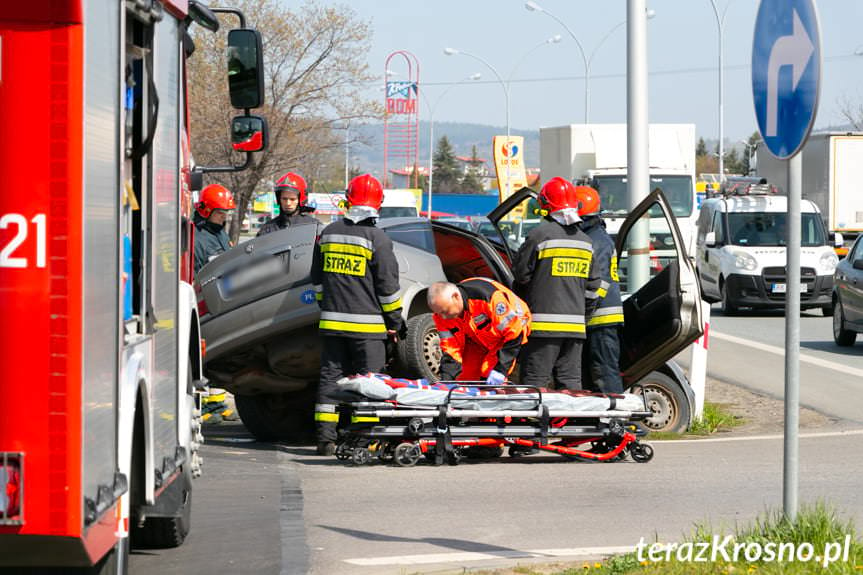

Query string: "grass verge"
[[647, 402, 744, 441]]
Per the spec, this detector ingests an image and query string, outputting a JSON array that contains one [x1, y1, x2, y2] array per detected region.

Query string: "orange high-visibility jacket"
[[434, 277, 531, 381]]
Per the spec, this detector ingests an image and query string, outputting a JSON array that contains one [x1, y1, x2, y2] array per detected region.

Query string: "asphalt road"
[[676, 304, 863, 424], [130, 423, 863, 575]]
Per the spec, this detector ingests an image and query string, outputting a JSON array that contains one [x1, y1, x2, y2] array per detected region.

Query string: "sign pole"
[[784, 152, 802, 520]]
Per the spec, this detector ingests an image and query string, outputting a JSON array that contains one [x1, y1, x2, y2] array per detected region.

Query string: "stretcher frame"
[[335, 383, 656, 466]]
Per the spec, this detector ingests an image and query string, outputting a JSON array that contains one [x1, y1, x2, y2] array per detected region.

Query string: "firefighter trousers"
[[518, 336, 584, 391], [316, 335, 386, 442], [584, 325, 624, 394]]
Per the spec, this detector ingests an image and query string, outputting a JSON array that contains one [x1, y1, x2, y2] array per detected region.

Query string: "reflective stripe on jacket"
[[512, 219, 600, 338], [581, 216, 624, 328], [310, 219, 404, 338], [435, 277, 531, 380]]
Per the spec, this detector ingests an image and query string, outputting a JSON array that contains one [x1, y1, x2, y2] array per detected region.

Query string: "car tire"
[[396, 313, 441, 382], [235, 390, 314, 441], [720, 280, 738, 316], [833, 298, 857, 347], [628, 371, 691, 434]]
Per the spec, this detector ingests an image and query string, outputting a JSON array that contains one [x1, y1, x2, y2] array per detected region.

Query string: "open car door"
[[615, 189, 703, 385], [487, 186, 542, 264]]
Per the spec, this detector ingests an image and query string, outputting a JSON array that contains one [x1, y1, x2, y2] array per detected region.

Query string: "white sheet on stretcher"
[[337, 375, 647, 412]]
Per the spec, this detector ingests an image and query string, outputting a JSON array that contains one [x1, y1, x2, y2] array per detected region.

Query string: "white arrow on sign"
[[765, 9, 814, 137]]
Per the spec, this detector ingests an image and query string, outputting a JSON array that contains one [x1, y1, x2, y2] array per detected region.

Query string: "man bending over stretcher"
[[427, 279, 531, 385]]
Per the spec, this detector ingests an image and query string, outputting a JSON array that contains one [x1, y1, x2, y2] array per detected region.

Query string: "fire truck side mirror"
[[231, 115, 268, 153], [227, 29, 264, 110]]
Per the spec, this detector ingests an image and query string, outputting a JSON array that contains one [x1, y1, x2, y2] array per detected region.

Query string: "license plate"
[[221, 255, 287, 297], [771, 283, 808, 293]]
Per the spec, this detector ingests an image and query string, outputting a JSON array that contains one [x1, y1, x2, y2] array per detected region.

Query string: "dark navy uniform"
[[310, 218, 404, 442], [256, 210, 319, 236], [581, 215, 624, 393], [513, 219, 600, 390], [194, 215, 231, 273]]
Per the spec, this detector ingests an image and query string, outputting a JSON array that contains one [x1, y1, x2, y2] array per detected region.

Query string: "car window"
[[711, 210, 724, 244], [727, 213, 824, 247], [850, 237, 863, 262], [379, 206, 418, 218], [383, 220, 436, 253]]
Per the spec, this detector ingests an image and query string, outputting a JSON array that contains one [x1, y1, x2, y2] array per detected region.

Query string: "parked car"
[[833, 234, 863, 346], [196, 188, 703, 440]]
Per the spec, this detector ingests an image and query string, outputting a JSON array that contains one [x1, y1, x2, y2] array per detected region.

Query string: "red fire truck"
[[0, 0, 266, 571]]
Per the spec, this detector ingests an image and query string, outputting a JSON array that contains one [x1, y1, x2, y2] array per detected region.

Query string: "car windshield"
[[727, 212, 825, 247], [593, 175, 694, 217]]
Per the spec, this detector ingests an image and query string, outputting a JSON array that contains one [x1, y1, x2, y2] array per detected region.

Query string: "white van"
[[695, 185, 840, 315], [379, 189, 419, 218]]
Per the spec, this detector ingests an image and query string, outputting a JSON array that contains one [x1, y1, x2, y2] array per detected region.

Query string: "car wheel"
[[397, 313, 441, 381], [628, 371, 691, 434], [235, 390, 315, 441], [720, 280, 738, 316], [832, 298, 857, 346]]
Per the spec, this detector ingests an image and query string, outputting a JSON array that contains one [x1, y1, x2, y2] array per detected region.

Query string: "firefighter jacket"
[[512, 218, 601, 338], [435, 278, 531, 380], [194, 219, 231, 273], [581, 215, 624, 328], [256, 210, 320, 236], [310, 218, 404, 339]]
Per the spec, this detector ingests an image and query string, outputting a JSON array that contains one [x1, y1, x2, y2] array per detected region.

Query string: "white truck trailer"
[[756, 132, 863, 251], [540, 124, 698, 255]]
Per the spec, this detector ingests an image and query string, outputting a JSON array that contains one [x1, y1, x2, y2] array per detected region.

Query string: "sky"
[[335, 0, 863, 144]]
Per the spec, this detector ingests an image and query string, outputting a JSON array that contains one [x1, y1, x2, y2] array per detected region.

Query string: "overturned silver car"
[[196, 189, 703, 440]]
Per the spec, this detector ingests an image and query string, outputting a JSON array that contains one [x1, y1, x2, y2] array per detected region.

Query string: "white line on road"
[[344, 546, 635, 566], [711, 330, 863, 378], [653, 428, 863, 445]]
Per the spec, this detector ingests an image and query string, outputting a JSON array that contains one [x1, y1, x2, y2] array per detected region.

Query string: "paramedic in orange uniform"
[[427, 278, 531, 384]]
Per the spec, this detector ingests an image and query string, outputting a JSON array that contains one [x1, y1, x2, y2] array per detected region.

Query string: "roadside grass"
[[473, 503, 861, 575], [648, 402, 744, 441]]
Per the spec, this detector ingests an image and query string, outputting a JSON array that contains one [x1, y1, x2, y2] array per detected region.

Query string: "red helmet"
[[274, 172, 308, 205], [538, 177, 574, 214], [196, 184, 236, 218], [346, 173, 383, 210], [572, 185, 601, 216]]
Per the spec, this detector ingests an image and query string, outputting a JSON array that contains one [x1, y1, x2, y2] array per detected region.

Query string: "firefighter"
[[513, 177, 600, 391], [193, 183, 235, 273], [193, 183, 239, 422], [574, 185, 625, 394], [310, 173, 405, 455], [257, 171, 320, 236], [427, 278, 530, 384]]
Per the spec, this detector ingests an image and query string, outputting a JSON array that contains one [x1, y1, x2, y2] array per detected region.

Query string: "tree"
[[458, 145, 483, 193], [188, 0, 378, 242], [723, 148, 744, 176], [696, 137, 708, 158], [432, 135, 461, 194]]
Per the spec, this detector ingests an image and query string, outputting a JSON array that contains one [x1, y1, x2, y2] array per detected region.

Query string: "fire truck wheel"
[[132, 465, 193, 549], [234, 390, 314, 442]]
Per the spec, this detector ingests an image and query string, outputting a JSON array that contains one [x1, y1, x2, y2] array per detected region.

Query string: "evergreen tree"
[[458, 144, 484, 193], [696, 137, 707, 158], [432, 135, 461, 194]]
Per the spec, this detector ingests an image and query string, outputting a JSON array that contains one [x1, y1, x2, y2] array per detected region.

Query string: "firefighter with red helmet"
[[428, 278, 530, 384], [310, 173, 405, 455], [194, 183, 235, 273], [512, 177, 600, 390], [573, 184, 625, 393], [257, 171, 319, 236]]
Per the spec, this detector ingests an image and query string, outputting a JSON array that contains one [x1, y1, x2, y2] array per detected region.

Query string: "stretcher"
[[333, 374, 655, 466]]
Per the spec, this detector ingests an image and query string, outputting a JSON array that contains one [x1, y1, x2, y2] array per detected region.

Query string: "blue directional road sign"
[[752, 0, 821, 160]]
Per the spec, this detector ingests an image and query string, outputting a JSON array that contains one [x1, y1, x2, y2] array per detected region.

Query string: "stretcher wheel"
[[630, 442, 654, 463], [335, 443, 352, 461], [351, 448, 372, 466], [406, 417, 425, 437], [394, 442, 422, 467], [508, 445, 535, 458], [446, 449, 462, 466]]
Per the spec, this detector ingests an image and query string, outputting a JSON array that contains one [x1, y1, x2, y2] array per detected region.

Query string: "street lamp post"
[[444, 36, 561, 201], [707, 0, 739, 181], [584, 10, 656, 123], [525, 1, 589, 123], [423, 73, 482, 219], [739, 139, 756, 175]]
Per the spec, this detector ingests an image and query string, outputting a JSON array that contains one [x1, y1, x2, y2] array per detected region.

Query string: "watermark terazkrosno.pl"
[[636, 535, 854, 569]]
